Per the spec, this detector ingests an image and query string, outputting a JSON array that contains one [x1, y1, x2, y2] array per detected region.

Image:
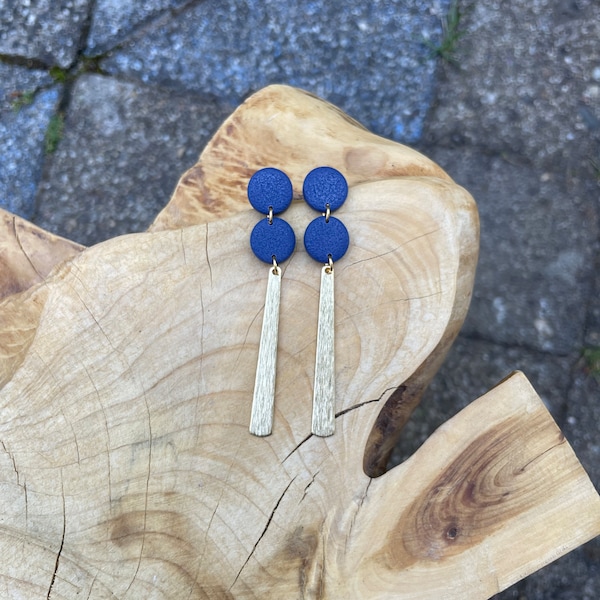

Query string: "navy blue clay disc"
[[250, 217, 296, 264], [247, 168, 293, 214], [303, 166, 348, 212], [304, 216, 349, 263]]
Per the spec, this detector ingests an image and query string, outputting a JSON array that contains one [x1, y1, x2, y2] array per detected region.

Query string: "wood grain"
[[0, 85, 598, 599], [0, 176, 481, 597], [0, 208, 83, 298], [0, 84, 476, 481], [342, 373, 600, 599]]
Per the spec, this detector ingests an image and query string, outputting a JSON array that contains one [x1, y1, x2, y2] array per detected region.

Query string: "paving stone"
[[0, 62, 61, 219], [0, 0, 91, 68], [422, 147, 598, 355], [86, 0, 189, 55], [34, 73, 232, 246], [418, 1, 600, 356], [584, 259, 600, 348], [422, 0, 600, 173], [554, 370, 600, 598], [564, 367, 600, 492], [100, 0, 450, 144], [560, 369, 600, 600]]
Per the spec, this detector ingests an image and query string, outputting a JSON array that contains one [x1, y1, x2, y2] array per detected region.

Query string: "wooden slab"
[[0, 85, 597, 599]]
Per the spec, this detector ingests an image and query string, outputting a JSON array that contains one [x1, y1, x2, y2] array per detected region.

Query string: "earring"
[[303, 167, 349, 437], [247, 168, 295, 436]]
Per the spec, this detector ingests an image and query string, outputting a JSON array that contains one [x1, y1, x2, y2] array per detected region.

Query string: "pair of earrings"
[[247, 166, 349, 438]]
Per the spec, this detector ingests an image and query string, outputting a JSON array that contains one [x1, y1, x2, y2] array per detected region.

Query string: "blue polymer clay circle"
[[303, 166, 348, 212], [250, 217, 296, 264], [247, 167, 293, 214], [304, 216, 349, 263]]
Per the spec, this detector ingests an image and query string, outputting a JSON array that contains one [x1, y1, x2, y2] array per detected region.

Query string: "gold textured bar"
[[312, 264, 335, 437], [250, 265, 281, 436]]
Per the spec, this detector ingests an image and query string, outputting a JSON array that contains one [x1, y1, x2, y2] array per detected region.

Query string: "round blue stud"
[[247, 168, 293, 214], [250, 217, 296, 264], [303, 166, 348, 212], [304, 216, 350, 263]]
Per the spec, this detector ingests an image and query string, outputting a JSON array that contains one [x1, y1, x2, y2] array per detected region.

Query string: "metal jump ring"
[[325, 255, 334, 273]]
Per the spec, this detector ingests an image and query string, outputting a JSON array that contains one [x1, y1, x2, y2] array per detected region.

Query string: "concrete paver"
[[35, 73, 231, 245], [86, 0, 189, 55], [100, 0, 449, 143], [426, 147, 598, 355], [0, 63, 61, 218], [0, 0, 91, 68], [425, 0, 600, 170]]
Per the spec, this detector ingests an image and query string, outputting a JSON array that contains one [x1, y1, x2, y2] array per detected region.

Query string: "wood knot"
[[445, 525, 459, 541], [377, 412, 564, 569]]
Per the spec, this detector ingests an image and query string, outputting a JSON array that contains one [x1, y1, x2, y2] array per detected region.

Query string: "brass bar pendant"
[[249, 265, 282, 436], [312, 264, 335, 437]]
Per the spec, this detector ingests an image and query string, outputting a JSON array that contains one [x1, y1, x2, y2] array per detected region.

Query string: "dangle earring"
[[247, 168, 295, 437], [303, 167, 350, 437]]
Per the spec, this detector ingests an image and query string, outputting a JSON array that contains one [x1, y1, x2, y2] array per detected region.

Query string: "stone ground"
[[1, 0, 599, 598]]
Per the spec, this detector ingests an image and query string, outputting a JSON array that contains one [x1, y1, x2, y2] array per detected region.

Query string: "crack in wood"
[[81, 363, 113, 505], [122, 386, 154, 597], [317, 519, 326, 599], [300, 471, 320, 504], [519, 435, 566, 472], [345, 478, 373, 554], [180, 229, 188, 266], [343, 227, 442, 271], [24, 479, 29, 530], [283, 389, 393, 464], [334, 398, 380, 419], [47, 475, 66, 600], [204, 223, 213, 287], [229, 477, 297, 591], [61, 408, 81, 465], [282, 433, 313, 463], [1, 440, 20, 485], [12, 216, 44, 280]]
